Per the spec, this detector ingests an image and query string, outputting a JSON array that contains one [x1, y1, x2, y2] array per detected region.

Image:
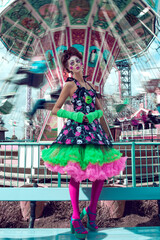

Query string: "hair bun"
[[61, 47, 83, 73]]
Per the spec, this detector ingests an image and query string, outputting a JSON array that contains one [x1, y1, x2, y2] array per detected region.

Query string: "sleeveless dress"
[[42, 77, 127, 182]]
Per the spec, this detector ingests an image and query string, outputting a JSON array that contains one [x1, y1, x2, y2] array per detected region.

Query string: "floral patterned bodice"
[[52, 77, 112, 146], [68, 77, 97, 114]]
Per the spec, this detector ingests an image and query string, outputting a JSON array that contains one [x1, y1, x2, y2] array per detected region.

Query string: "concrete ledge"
[[0, 227, 160, 239], [0, 187, 160, 201]]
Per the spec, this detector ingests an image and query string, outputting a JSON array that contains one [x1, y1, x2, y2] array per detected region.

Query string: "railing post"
[[29, 182, 38, 228], [58, 173, 61, 187], [131, 142, 136, 187]]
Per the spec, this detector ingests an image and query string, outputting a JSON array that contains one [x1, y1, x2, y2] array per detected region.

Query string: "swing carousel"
[[0, 0, 159, 141]]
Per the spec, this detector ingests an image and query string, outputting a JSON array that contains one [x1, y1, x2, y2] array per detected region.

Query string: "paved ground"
[[0, 227, 160, 239]]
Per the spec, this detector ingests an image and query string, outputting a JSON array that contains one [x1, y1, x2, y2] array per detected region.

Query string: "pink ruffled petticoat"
[[44, 156, 127, 182]]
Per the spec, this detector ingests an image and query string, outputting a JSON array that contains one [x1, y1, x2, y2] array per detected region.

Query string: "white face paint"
[[68, 56, 82, 73]]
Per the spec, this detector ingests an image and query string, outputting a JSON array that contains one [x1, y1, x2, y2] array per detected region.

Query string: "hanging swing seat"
[[12, 68, 46, 88], [30, 60, 47, 74], [0, 99, 13, 114]]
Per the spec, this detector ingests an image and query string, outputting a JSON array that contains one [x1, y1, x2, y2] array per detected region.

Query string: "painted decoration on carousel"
[[67, 0, 92, 25], [27, 0, 64, 28]]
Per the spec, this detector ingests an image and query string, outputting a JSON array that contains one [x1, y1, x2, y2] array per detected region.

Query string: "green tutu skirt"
[[42, 144, 127, 182]]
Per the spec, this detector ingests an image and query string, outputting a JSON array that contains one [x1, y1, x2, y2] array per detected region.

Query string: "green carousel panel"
[[66, 0, 94, 25], [126, 3, 150, 23], [1, 19, 35, 45], [5, 2, 45, 36], [93, 0, 132, 29], [27, 0, 64, 28]]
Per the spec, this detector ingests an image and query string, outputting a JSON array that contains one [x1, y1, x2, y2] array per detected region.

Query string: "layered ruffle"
[[42, 144, 127, 181], [44, 158, 126, 182]]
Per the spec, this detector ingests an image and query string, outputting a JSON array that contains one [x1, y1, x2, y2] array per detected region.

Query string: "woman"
[[42, 47, 127, 239]]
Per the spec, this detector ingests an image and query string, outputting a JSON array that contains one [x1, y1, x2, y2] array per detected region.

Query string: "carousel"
[[0, 0, 159, 142]]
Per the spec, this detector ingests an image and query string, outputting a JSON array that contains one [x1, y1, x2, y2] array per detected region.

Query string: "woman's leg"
[[89, 180, 104, 213], [83, 180, 104, 229], [69, 177, 88, 236], [80, 180, 104, 230], [69, 177, 80, 219]]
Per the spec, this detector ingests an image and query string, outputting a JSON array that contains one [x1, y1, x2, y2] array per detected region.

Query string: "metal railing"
[[120, 122, 160, 142], [0, 141, 160, 201]]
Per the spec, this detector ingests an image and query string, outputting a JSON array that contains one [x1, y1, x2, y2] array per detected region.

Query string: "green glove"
[[57, 109, 84, 123], [86, 110, 103, 123]]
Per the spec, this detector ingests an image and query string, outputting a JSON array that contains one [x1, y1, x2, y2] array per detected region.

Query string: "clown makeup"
[[68, 56, 82, 72]]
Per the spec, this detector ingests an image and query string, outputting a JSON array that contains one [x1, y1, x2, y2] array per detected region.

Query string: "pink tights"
[[69, 177, 104, 219]]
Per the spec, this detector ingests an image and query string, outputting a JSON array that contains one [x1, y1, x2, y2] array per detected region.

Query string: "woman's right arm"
[[51, 82, 72, 115]]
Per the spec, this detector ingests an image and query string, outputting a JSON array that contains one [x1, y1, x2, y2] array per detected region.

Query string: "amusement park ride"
[[0, 0, 159, 142]]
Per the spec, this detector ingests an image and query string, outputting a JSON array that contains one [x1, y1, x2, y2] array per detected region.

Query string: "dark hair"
[[61, 47, 83, 73]]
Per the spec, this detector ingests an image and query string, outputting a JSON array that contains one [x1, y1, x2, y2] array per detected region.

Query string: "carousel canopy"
[[0, 0, 158, 93], [0, 0, 157, 59]]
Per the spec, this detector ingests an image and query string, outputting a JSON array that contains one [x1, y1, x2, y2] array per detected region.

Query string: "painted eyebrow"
[[69, 60, 74, 64], [69, 58, 80, 63]]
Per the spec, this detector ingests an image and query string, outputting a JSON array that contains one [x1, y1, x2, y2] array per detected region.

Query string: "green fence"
[[0, 141, 160, 201]]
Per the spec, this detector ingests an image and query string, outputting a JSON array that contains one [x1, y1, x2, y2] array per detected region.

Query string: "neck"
[[73, 72, 84, 82]]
